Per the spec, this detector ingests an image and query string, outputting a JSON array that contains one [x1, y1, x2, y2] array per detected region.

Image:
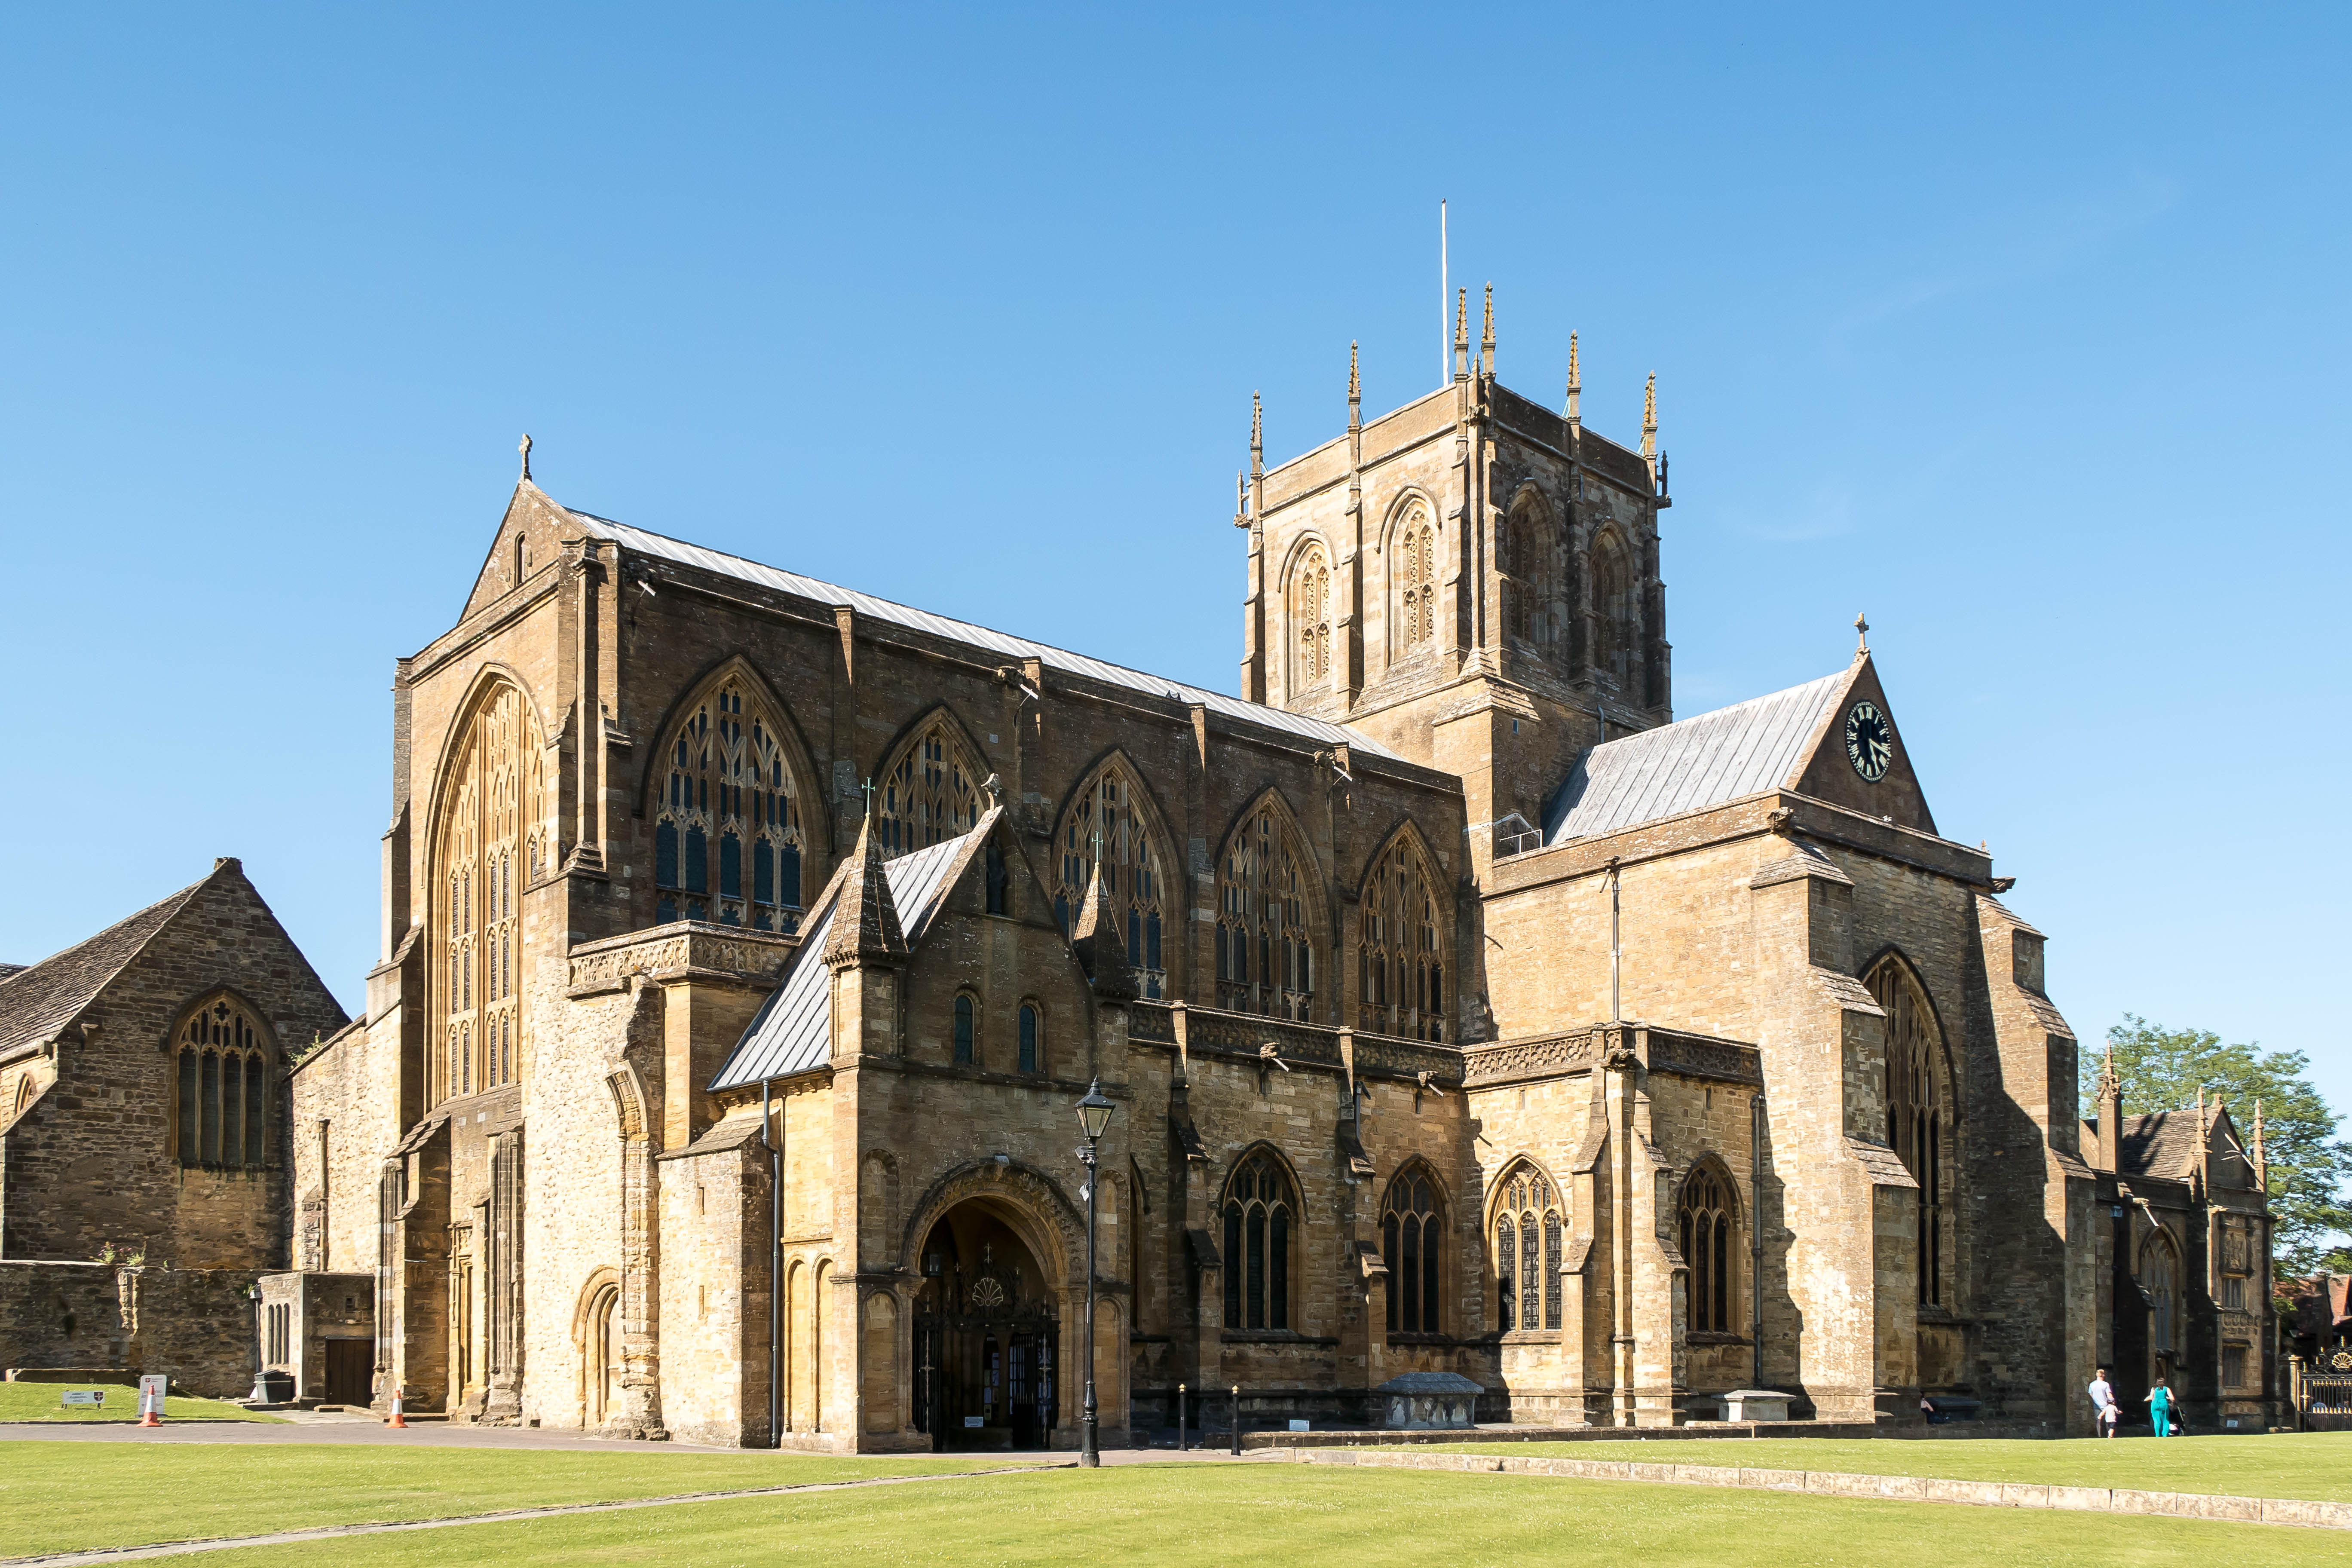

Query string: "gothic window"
[[1215, 800, 1316, 1022], [1492, 1161, 1562, 1332], [1590, 528, 1634, 683], [1017, 1003, 1040, 1074], [1287, 542, 1332, 692], [1357, 836, 1446, 1041], [953, 994, 977, 1066], [1052, 760, 1170, 999], [1381, 1166, 1445, 1334], [1678, 1166, 1736, 1334], [1221, 1150, 1294, 1331], [1391, 499, 1438, 654], [654, 678, 806, 931], [2142, 1233, 2180, 1356], [173, 992, 270, 1169], [438, 682, 543, 1103], [1867, 957, 1946, 1307], [878, 714, 983, 859], [1505, 489, 1561, 658]]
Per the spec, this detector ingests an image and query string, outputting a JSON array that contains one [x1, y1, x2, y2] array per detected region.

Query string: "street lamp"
[[1076, 1078, 1115, 1467]]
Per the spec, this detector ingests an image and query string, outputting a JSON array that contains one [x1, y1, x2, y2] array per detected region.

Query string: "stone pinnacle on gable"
[[1066, 851, 1136, 1001], [1565, 331, 1581, 426], [822, 811, 908, 970]]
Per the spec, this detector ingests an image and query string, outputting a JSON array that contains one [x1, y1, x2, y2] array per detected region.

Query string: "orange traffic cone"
[[138, 1390, 161, 1428], [386, 1391, 407, 1429]]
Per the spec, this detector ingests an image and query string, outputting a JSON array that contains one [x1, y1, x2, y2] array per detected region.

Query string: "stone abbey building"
[[264, 299, 2276, 1445]]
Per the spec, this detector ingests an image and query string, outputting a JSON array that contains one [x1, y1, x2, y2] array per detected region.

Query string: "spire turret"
[[1641, 372, 1657, 466], [1453, 288, 1469, 380], [822, 811, 909, 970], [1480, 283, 1495, 381], [1348, 341, 1360, 429], [1565, 332, 1581, 427], [1067, 854, 1136, 1001]]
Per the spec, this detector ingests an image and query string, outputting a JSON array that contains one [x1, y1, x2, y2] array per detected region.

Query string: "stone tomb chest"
[[1377, 1372, 1482, 1430]]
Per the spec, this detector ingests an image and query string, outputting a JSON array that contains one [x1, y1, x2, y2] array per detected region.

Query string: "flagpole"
[[1439, 199, 1449, 385]]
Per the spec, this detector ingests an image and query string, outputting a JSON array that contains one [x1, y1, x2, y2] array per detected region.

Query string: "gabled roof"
[[708, 829, 973, 1091], [1544, 670, 1850, 844], [0, 872, 217, 1058], [567, 508, 1403, 763]]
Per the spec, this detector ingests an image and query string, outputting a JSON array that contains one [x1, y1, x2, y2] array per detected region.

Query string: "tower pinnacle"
[[1565, 332, 1581, 427]]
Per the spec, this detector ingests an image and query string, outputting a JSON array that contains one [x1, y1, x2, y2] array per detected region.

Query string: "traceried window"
[[1868, 958, 1945, 1307], [1357, 837, 1446, 1041], [879, 715, 983, 859], [1381, 1167, 1444, 1334], [1678, 1166, 1736, 1334], [1492, 1162, 1562, 1333], [438, 682, 544, 1103], [654, 680, 805, 932], [1222, 1151, 1294, 1331], [1392, 500, 1437, 652], [1590, 528, 1633, 683], [1052, 762, 1169, 999], [1287, 542, 1332, 692], [1505, 489, 1561, 658], [2143, 1233, 2180, 1356], [174, 992, 270, 1169], [1216, 801, 1315, 1022]]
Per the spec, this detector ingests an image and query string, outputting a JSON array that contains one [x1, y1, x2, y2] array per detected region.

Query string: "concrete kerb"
[[1280, 1448, 2352, 1530]]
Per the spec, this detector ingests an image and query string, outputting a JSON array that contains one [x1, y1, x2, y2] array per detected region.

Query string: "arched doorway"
[[913, 1203, 1060, 1451]]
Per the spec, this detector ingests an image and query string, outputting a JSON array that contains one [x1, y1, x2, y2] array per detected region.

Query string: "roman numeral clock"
[[1844, 701, 1893, 781]]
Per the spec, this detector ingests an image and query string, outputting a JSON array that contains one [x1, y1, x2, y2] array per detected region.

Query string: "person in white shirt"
[[2088, 1368, 2117, 1436]]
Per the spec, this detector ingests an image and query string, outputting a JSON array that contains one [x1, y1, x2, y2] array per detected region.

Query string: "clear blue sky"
[[3, 7, 2346, 1119]]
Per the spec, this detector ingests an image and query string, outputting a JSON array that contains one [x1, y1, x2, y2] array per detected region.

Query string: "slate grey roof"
[[708, 831, 972, 1091], [1544, 670, 1850, 844], [570, 510, 1402, 763], [0, 875, 214, 1059]]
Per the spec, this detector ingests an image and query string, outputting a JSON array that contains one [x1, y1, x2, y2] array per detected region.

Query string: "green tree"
[[2085, 1016, 2352, 1277]]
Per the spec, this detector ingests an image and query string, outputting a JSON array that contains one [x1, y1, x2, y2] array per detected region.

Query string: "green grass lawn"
[[162, 1464, 2349, 1568], [1406, 1433, 2352, 1501], [0, 1380, 282, 1424], [0, 1442, 1051, 1558]]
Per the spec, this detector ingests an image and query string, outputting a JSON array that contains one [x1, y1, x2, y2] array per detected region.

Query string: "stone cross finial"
[[861, 776, 876, 821], [1854, 613, 1870, 655], [519, 434, 533, 482]]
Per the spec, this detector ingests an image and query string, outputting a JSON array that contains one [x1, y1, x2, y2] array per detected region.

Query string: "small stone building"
[[0, 859, 348, 1395], [279, 308, 2273, 1444]]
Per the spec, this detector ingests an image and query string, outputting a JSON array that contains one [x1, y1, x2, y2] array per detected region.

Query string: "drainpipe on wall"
[[761, 1078, 781, 1450], [1751, 1092, 1767, 1391]]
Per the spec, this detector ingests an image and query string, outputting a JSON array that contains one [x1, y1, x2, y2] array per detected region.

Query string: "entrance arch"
[[913, 1202, 1061, 1450]]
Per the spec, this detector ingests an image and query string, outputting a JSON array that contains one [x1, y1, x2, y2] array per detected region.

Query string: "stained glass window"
[[175, 993, 270, 1169], [1381, 1167, 1444, 1334], [1357, 837, 1446, 1041], [1052, 761, 1169, 999], [1678, 1167, 1736, 1334], [1216, 801, 1315, 1023], [654, 680, 805, 932], [878, 715, 983, 859], [1221, 1151, 1295, 1332], [438, 683, 543, 1102], [1492, 1163, 1562, 1332]]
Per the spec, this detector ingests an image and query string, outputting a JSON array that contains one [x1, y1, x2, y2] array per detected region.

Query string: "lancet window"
[[1492, 1162, 1562, 1333], [174, 992, 270, 1169], [1505, 489, 1562, 660], [878, 715, 983, 858], [1357, 836, 1446, 1041], [1222, 1151, 1294, 1332], [1288, 542, 1332, 692], [1678, 1166, 1736, 1334], [1591, 528, 1634, 683], [1392, 500, 1438, 653], [1052, 762, 1169, 999], [1868, 957, 1945, 1307], [654, 680, 806, 931], [1381, 1167, 1444, 1335], [1215, 801, 1316, 1022], [438, 682, 544, 1103]]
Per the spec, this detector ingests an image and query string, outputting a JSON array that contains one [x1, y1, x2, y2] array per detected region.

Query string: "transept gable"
[[458, 480, 576, 625], [1785, 654, 1938, 836]]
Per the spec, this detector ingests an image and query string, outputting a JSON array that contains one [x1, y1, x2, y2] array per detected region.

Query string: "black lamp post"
[[1076, 1078, 1115, 1467]]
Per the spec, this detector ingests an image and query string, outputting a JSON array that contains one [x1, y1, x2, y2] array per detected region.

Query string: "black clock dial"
[[1844, 701, 1893, 782]]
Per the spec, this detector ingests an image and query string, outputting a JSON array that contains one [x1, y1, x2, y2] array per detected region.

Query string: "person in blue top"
[[2144, 1376, 2174, 1436]]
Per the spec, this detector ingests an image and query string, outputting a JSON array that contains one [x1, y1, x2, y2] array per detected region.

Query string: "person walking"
[[2144, 1376, 2174, 1437], [2088, 1367, 2117, 1437]]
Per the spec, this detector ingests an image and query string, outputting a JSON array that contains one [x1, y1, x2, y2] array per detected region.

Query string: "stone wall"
[[0, 1261, 263, 1398]]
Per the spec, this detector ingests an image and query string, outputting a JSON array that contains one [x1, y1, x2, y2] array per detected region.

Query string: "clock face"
[[1844, 701, 1893, 782]]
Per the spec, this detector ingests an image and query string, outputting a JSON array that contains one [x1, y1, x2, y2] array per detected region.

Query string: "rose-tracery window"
[[1492, 1162, 1562, 1332], [1868, 957, 1945, 1307], [175, 992, 270, 1169], [1381, 1166, 1444, 1334], [1222, 1151, 1294, 1331], [654, 680, 805, 931], [1216, 802, 1315, 1021], [1357, 837, 1446, 1041], [1678, 1166, 1736, 1334], [1392, 501, 1437, 652], [1052, 762, 1168, 999], [879, 716, 983, 858], [1288, 542, 1332, 691], [438, 683, 544, 1103]]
